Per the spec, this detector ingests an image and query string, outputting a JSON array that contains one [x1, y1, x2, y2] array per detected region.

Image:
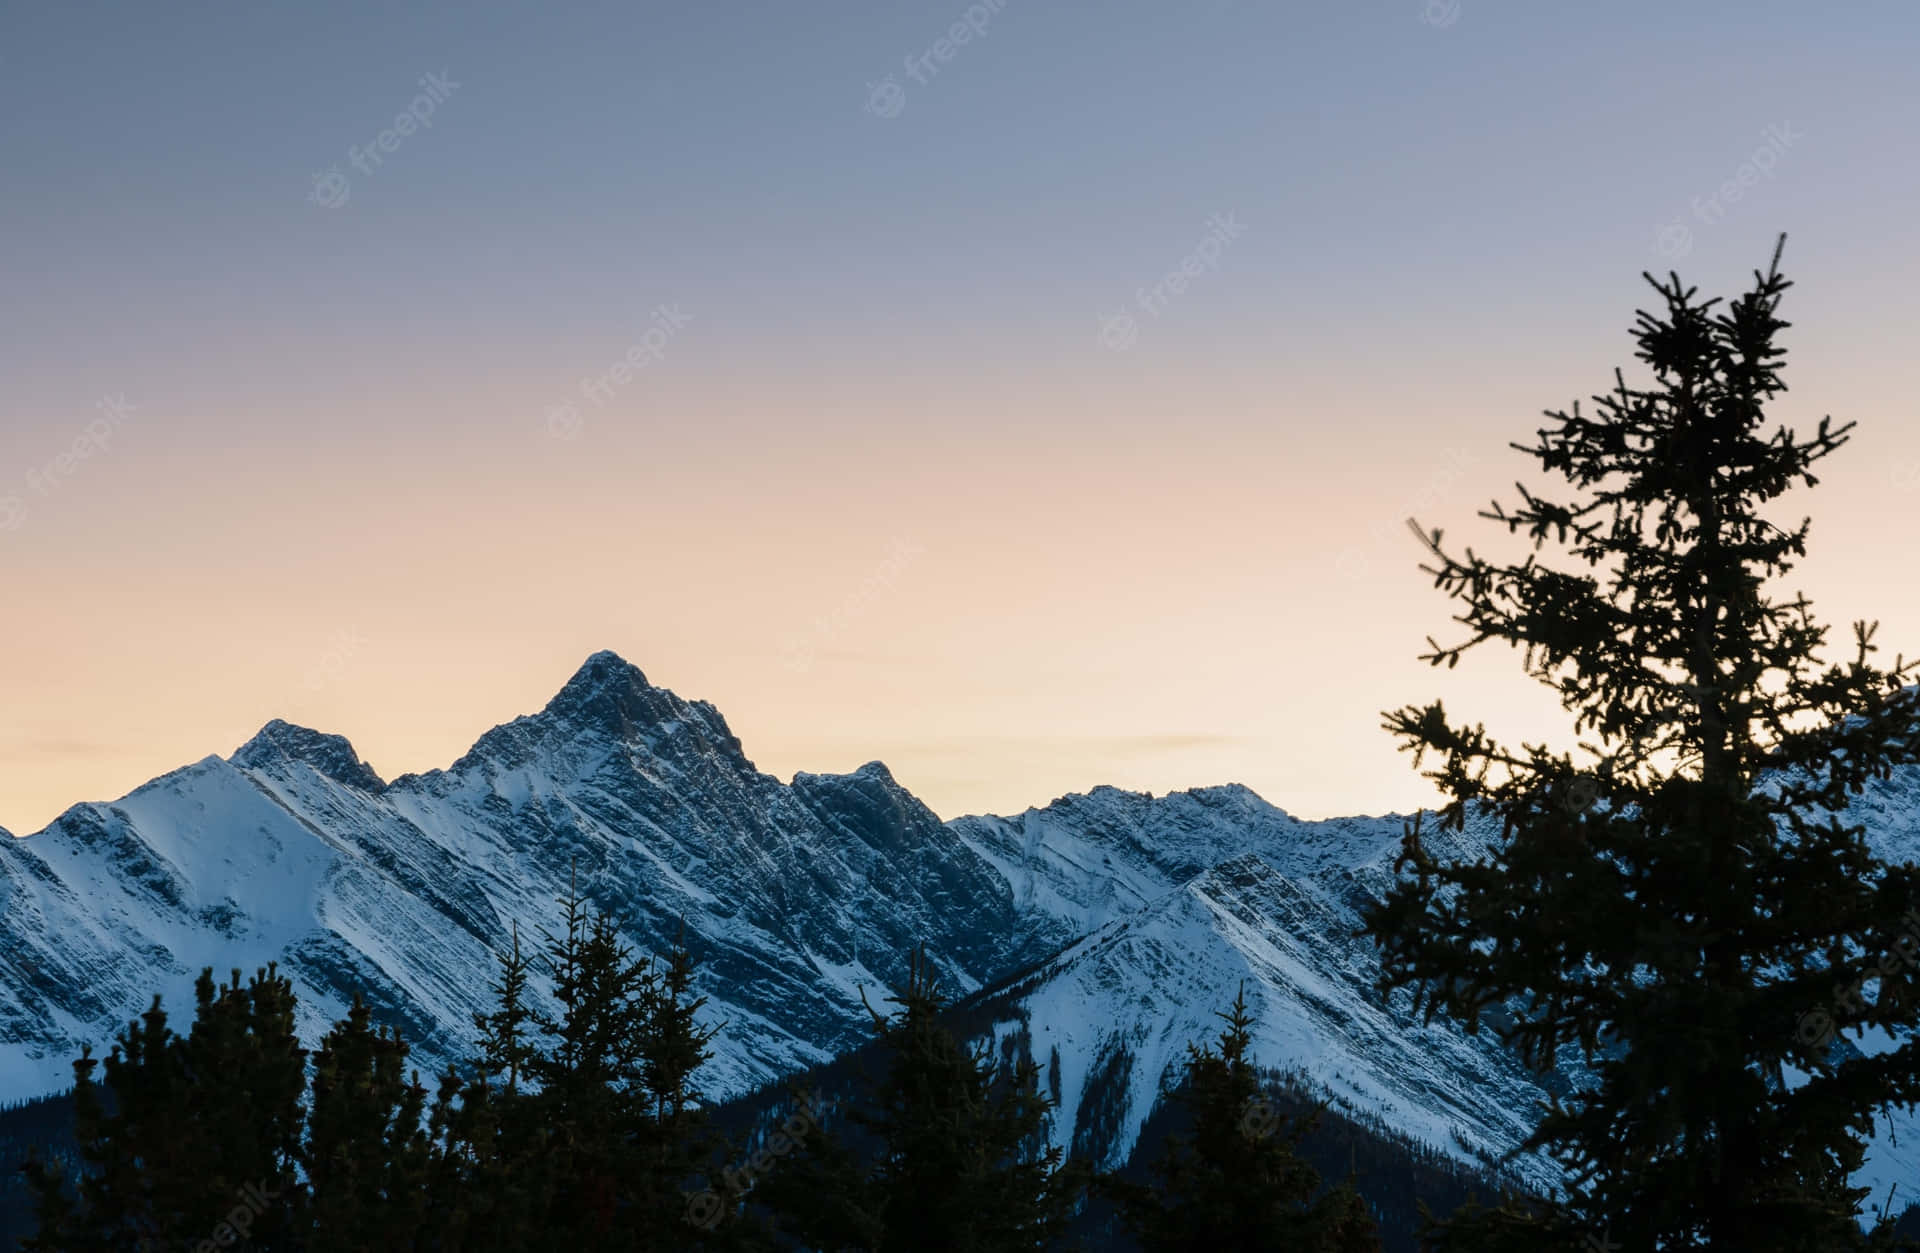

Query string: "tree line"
[[21, 876, 1384, 1251]]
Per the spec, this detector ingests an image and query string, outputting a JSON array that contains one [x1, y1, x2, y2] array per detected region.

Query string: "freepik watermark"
[[684, 1092, 824, 1229], [304, 627, 371, 692], [1098, 213, 1247, 352], [1794, 908, 1920, 1049], [1240, 1095, 1283, 1141], [309, 72, 460, 209], [1419, 0, 1462, 28], [781, 537, 923, 673], [1330, 448, 1480, 583], [1652, 123, 1802, 260], [1, 395, 135, 534], [134, 1178, 281, 1252], [542, 305, 694, 440], [866, 0, 1011, 119]]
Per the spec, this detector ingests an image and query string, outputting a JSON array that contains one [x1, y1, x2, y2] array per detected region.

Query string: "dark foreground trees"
[[24, 878, 753, 1253], [1361, 237, 1920, 1250], [752, 950, 1088, 1252], [1104, 985, 1381, 1253], [22, 966, 307, 1252], [23, 916, 1388, 1250]]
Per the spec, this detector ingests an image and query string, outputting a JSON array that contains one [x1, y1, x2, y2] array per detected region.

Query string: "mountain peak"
[[580, 648, 642, 677], [231, 719, 386, 792], [439, 651, 754, 780], [541, 650, 658, 727]]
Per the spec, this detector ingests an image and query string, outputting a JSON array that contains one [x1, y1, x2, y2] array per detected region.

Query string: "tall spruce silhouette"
[[1361, 236, 1920, 1250], [1104, 984, 1382, 1252], [758, 948, 1087, 1251]]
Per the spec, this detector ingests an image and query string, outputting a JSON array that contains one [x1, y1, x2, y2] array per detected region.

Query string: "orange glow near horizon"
[[5, 3, 1918, 836], [6, 333, 1917, 835]]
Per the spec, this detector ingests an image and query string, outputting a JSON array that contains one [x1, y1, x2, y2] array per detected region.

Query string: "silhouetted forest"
[[2, 895, 1391, 1250]]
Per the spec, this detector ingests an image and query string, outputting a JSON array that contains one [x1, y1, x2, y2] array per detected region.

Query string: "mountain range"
[[4, 650, 1917, 1207]]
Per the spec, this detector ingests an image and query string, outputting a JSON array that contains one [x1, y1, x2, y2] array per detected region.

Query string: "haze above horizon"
[[6, 1, 1919, 833]]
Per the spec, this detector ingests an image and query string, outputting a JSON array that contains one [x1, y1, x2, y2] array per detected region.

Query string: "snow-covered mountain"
[[0, 653, 1056, 1103], [946, 793, 1559, 1186], [3, 650, 1916, 1203]]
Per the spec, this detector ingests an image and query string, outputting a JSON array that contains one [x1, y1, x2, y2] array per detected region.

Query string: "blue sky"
[[4, 0, 1918, 830]]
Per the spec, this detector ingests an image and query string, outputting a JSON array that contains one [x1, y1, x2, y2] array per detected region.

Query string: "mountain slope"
[[949, 793, 1559, 1188], [5, 650, 1918, 1211], [0, 653, 1061, 1101]]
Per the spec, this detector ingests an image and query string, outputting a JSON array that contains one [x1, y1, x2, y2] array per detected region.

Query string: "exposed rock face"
[[6, 652, 1918, 1200]]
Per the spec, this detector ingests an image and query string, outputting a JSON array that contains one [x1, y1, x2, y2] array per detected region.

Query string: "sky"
[[4, 0, 1919, 834]]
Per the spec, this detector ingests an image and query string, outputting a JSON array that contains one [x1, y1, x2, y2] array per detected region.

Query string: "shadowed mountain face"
[[5, 651, 1919, 1202], [0, 652, 1048, 1102]]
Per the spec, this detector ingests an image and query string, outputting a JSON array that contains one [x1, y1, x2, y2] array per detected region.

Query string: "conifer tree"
[[639, 923, 717, 1133], [450, 917, 553, 1249], [304, 996, 432, 1250], [472, 920, 536, 1095], [628, 923, 741, 1248], [474, 873, 747, 1250], [23, 898, 761, 1252], [1360, 237, 1920, 1250], [1106, 985, 1382, 1253], [760, 949, 1088, 1252], [518, 875, 653, 1247], [26, 966, 306, 1250]]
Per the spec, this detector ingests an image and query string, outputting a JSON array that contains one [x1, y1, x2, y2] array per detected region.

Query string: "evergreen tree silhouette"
[[24, 883, 754, 1251], [304, 996, 432, 1249], [524, 875, 653, 1247], [471, 920, 536, 1095], [1105, 984, 1382, 1252], [760, 948, 1088, 1251], [26, 966, 305, 1251], [474, 871, 750, 1250], [1361, 236, 1920, 1250], [629, 923, 746, 1248]]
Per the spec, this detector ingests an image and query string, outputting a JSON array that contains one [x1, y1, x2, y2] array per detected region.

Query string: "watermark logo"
[[1420, 0, 1462, 28], [1796, 1005, 1836, 1049], [1793, 907, 1920, 1050], [2, 394, 136, 536], [1239, 1095, 1282, 1141], [305, 628, 371, 692], [1331, 449, 1479, 582], [309, 166, 351, 209], [867, 75, 907, 119], [684, 1092, 824, 1229], [1562, 775, 1602, 816], [135, 1179, 281, 1253], [1098, 311, 1140, 353], [1652, 123, 1802, 259], [310, 72, 460, 207], [781, 537, 923, 673], [539, 306, 693, 440], [1100, 213, 1247, 352], [1654, 220, 1693, 260], [866, 0, 1011, 118]]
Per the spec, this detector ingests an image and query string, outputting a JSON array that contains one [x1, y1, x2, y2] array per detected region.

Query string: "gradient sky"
[[4, 1, 1919, 835]]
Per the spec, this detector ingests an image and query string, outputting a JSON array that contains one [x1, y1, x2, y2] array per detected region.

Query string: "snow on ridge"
[[9, 654, 1920, 1208]]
